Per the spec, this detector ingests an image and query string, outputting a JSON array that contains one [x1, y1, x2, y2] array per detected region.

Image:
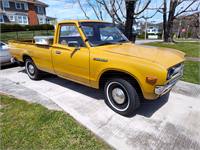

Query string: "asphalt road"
[[0, 66, 200, 150]]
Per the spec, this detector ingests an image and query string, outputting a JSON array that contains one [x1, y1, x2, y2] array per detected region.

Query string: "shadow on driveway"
[[19, 69, 169, 118], [0, 63, 18, 70]]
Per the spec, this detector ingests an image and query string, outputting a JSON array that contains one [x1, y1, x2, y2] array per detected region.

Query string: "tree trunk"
[[164, 0, 178, 43], [124, 1, 135, 42], [163, 0, 167, 42]]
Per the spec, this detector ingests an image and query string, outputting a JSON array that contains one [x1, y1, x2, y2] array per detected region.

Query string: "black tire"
[[104, 78, 140, 116], [25, 58, 42, 80]]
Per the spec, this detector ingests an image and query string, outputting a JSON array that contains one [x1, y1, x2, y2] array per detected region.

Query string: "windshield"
[[80, 22, 128, 46]]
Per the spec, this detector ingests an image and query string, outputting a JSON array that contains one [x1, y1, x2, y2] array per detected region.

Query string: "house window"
[[23, 16, 28, 24], [9, 15, 15, 21], [17, 16, 22, 24], [24, 3, 28, 10], [2, 0, 10, 8], [37, 6, 44, 14], [15, 2, 22, 9], [39, 18, 43, 24], [0, 15, 4, 23], [39, 17, 45, 24], [17, 15, 28, 24]]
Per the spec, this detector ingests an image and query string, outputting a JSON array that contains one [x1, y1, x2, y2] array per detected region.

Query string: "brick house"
[[0, 0, 56, 25]]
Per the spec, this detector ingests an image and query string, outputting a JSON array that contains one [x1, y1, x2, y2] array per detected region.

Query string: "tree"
[[77, 0, 151, 42], [163, 0, 200, 42]]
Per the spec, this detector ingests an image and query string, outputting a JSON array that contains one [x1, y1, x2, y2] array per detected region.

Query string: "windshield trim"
[[79, 22, 129, 47]]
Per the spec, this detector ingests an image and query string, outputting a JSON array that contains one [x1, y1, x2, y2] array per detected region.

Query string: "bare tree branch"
[[111, 0, 124, 23], [86, 0, 101, 20], [77, 0, 90, 19], [134, 0, 151, 15], [96, 0, 123, 24], [96, 2, 104, 20], [175, 0, 199, 17], [116, 0, 126, 19], [136, 4, 164, 19]]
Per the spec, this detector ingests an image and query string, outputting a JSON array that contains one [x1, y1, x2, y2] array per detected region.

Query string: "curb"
[[172, 81, 200, 98]]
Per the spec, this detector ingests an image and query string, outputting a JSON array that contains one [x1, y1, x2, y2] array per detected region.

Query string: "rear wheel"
[[25, 58, 42, 80], [104, 78, 140, 116]]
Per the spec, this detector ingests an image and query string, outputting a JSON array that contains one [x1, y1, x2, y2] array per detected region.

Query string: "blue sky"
[[41, 0, 199, 23], [41, 0, 104, 20]]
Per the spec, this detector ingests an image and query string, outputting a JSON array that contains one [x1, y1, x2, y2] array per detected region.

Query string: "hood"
[[102, 43, 185, 69]]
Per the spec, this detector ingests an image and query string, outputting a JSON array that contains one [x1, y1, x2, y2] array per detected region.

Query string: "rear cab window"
[[58, 24, 85, 47]]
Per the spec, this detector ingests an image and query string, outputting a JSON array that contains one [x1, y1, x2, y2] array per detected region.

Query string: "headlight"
[[167, 63, 184, 80], [167, 67, 175, 80]]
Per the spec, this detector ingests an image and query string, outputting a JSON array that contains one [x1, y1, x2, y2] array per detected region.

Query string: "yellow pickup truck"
[[9, 20, 185, 116]]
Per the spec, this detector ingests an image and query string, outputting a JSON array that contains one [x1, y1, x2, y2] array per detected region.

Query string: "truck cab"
[[9, 20, 185, 116]]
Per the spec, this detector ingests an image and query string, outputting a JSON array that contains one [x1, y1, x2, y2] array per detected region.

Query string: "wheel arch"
[[22, 54, 32, 62], [98, 69, 144, 99]]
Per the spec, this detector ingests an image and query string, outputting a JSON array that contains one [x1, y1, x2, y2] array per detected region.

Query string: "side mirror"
[[68, 41, 80, 50]]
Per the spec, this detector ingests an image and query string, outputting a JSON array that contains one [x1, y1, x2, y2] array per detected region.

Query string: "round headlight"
[[167, 67, 175, 80]]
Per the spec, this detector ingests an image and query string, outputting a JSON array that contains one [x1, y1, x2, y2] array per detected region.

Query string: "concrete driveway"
[[1, 67, 200, 150]]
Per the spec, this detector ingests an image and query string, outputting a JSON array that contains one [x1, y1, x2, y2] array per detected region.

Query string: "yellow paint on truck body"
[[9, 20, 185, 100]]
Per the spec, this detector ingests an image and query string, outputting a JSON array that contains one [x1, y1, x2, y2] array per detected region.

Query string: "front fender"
[[90, 56, 166, 100]]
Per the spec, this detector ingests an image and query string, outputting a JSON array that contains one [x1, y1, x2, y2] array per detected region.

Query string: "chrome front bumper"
[[155, 76, 182, 96]]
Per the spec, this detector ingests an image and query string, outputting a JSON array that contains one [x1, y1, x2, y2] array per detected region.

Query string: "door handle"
[[56, 50, 61, 54]]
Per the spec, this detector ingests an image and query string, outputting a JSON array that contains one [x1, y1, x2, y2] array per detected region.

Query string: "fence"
[[1, 30, 54, 42]]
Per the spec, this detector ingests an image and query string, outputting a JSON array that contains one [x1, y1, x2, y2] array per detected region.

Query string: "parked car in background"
[[0, 41, 12, 66]]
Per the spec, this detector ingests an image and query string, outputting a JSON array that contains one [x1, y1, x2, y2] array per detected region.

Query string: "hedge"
[[0, 24, 55, 33]]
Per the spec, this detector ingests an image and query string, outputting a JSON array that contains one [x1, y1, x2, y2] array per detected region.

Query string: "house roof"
[[6, 0, 48, 7]]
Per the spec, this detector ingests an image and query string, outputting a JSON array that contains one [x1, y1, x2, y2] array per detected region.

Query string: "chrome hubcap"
[[28, 64, 34, 74], [112, 88, 125, 104]]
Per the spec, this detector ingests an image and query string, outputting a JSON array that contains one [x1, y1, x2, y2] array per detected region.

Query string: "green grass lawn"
[[0, 95, 110, 150], [1, 30, 54, 42], [144, 42, 200, 57], [182, 61, 200, 84]]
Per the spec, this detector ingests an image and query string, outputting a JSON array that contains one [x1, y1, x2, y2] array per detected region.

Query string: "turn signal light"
[[146, 76, 157, 85]]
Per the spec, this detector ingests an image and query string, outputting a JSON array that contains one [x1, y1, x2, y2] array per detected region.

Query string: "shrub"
[[0, 24, 54, 33], [137, 32, 145, 39]]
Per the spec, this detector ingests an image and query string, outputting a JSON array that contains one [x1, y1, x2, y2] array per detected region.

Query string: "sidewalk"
[[186, 57, 200, 62]]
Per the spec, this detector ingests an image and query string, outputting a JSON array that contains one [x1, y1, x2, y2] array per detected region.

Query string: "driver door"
[[52, 24, 90, 86]]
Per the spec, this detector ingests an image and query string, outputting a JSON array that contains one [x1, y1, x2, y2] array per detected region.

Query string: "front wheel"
[[104, 78, 140, 116], [25, 58, 42, 80]]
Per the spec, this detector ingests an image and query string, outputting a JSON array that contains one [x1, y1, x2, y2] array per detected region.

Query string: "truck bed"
[[8, 38, 52, 63], [9, 39, 35, 45]]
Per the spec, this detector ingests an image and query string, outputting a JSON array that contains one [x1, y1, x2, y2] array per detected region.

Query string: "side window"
[[59, 24, 85, 47]]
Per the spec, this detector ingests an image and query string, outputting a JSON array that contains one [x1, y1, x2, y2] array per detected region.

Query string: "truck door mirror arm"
[[68, 41, 80, 50]]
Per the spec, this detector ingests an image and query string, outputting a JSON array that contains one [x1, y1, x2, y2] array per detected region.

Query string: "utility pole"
[[177, 19, 182, 38], [145, 18, 148, 40]]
